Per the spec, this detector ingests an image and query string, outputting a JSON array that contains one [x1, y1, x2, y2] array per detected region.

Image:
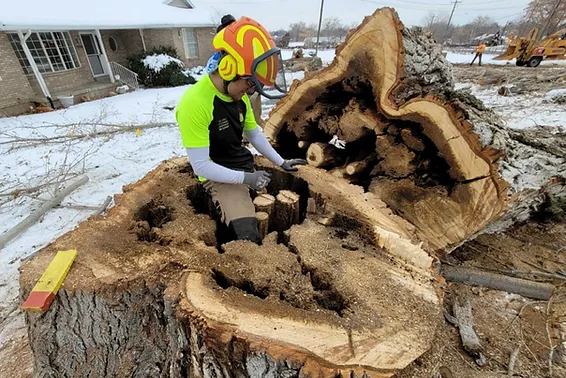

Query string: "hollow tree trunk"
[[20, 7, 565, 378], [264, 7, 566, 254]]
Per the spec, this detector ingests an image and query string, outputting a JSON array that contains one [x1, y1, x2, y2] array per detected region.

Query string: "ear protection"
[[218, 53, 238, 82]]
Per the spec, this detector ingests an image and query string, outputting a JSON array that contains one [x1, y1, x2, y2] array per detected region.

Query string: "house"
[[0, 0, 217, 116]]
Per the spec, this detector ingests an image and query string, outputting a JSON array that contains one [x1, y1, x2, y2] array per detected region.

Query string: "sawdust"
[[396, 220, 566, 378]]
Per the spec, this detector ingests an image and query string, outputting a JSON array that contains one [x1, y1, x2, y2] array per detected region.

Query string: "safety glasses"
[[250, 48, 288, 100]]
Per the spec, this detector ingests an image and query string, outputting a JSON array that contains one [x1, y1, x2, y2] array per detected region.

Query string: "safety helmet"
[[212, 17, 287, 100]]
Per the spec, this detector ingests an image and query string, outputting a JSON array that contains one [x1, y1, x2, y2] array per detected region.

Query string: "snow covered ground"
[[446, 51, 566, 66], [456, 83, 566, 129], [0, 52, 565, 357]]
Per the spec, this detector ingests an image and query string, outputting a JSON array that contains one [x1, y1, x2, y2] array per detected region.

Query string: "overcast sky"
[[192, 0, 532, 31]]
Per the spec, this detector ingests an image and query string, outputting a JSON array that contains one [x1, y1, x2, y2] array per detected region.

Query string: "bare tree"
[[523, 0, 566, 37]]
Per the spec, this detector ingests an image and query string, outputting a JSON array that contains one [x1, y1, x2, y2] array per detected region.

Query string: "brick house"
[[0, 0, 216, 116]]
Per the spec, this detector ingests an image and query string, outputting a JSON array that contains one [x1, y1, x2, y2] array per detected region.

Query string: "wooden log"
[[298, 140, 311, 149], [256, 211, 269, 239], [442, 265, 554, 300], [253, 193, 276, 216], [346, 154, 377, 176], [452, 298, 486, 366], [0, 175, 89, 250], [306, 142, 340, 168], [273, 190, 300, 233]]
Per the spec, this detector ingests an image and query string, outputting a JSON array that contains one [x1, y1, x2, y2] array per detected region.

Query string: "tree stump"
[[264, 7, 566, 253], [253, 193, 276, 216], [20, 158, 440, 378], [19, 7, 566, 378]]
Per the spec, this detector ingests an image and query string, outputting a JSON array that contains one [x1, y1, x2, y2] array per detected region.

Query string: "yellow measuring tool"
[[22, 249, 77, 311]]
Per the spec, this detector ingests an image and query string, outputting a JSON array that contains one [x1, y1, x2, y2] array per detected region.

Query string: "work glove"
[[280, 159, 308, 172], [243, 170, 271, 191]]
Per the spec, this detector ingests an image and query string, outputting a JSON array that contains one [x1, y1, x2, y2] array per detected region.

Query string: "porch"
[[30, 78, 118, 107]]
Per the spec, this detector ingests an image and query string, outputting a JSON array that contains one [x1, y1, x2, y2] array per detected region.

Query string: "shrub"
[[127, 46, 196, 88]]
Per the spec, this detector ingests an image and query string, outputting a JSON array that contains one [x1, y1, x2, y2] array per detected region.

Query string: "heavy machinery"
[[494, 27, 566, 67]]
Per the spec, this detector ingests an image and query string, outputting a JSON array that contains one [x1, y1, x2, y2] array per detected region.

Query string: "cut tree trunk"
[[19, 7, 566, 378], [20, 157, 441, 378], [264, 7, 566, 253], [256, 211, 269, 239]]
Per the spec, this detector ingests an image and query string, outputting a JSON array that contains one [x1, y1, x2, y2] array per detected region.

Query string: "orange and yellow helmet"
[[212, 17, 287, 99]]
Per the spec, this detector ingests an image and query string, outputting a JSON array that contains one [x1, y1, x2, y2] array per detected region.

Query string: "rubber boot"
[[229, 217, 262, 245]]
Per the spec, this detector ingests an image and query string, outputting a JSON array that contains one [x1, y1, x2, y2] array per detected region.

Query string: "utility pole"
[[444, 0, 461, 42], [315, 0, 325, 56], [539, 0, 563, 39]]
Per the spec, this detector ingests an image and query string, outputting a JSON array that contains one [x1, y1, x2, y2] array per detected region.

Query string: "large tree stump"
[[264, 7, 566, 253], [20, 158, 440, 378], [19, 7, 566, 378]]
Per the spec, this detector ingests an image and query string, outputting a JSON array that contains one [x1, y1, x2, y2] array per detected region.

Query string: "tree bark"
[[264, 7, 566, 254], [256, 211, 269, 239]]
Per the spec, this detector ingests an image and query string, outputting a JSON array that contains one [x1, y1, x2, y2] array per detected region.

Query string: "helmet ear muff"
[[218, 54, 238, 81]]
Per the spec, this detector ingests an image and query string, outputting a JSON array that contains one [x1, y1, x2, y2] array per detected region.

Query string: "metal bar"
[[17, 30, 51, 99], [315, 0, 324, 57]]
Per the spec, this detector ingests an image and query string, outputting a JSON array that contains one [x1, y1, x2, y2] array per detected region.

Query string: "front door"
[[80, 33, 105, 76]]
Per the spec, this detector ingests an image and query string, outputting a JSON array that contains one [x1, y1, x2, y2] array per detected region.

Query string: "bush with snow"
[[127, 46, 196, 88]]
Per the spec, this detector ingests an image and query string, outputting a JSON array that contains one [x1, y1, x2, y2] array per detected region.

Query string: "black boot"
[[229, 217, 262, 245]]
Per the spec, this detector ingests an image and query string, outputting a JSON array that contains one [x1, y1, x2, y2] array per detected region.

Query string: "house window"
[[8, 32, 80, 74], [182, 28, 199, 58]]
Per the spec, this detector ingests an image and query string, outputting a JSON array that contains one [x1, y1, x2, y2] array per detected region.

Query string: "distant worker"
[[176, 17, 306, 244], [470, 42, 487, 66]]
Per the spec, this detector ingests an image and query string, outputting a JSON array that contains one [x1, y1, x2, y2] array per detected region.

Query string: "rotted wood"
[[346, 154, 377, 176], [273, 190, 300, 233], [306, 142, 343, 168], [298, 141, 311, 149], [451, 297, 486, 366]]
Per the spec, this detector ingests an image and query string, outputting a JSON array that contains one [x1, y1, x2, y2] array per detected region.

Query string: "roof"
[[0, 0, 215, 31]]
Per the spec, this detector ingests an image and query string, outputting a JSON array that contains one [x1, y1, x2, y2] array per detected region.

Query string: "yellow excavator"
[[494, 27, 566, 67]]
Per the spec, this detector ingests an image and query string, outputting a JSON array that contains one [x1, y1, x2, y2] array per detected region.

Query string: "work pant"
[[203, 181, 261, 244], [470, 52, 482, 66]]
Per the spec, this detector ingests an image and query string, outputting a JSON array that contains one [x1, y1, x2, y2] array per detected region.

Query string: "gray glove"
[[243, 170, 271, 191], [280, 159, 308, 172]]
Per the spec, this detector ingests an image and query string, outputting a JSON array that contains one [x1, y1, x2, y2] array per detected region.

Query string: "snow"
[[288, 42, 305, 48], [0, 0, 215, 31], [544, 88, 566, 104], [455, 83, 566, 130], [281, 48, 336, 65], [446, 52, 566, 66], [0, 85, 190, 346], [143, 54, 184, 72]]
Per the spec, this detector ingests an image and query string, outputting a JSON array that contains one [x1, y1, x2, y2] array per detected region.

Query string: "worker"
[[206, 14, 263, 125], [470, 42, 487, 66], [176, 16, 306, 244]]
